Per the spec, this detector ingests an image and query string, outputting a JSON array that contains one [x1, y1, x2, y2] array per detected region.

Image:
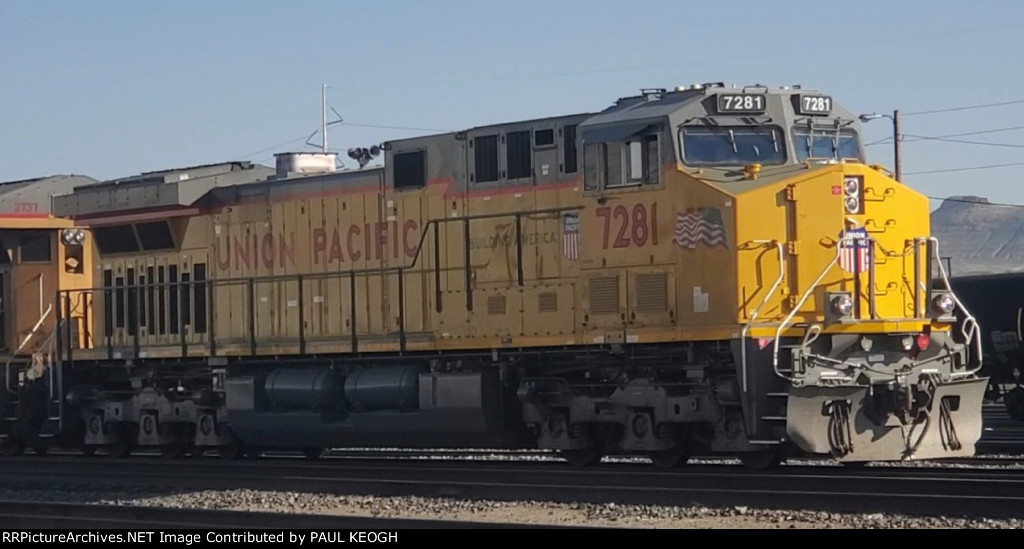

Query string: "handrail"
[[56, 205, 584, 361], [739, 241, 786, 392], [59, 205, 584, 296], [772, 241, 844, 371], [926, 236, 983, 373], [766, 234, 981, 379], [4, 304, 53, 395], [38, 273, 43, 318]]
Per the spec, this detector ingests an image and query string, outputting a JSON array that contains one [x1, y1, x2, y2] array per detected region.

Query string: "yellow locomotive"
[[0, 83, 985, 468]]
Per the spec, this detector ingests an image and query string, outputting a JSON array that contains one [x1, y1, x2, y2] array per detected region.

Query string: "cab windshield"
[[679, 126, 785, 167], [793, 128, 862, 161]]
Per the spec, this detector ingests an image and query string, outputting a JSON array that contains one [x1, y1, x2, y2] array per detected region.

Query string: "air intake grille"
[[487, 294, 507, 316], [634, 272, 668, 313], [589, 276, 620, 315], [538, 292, 558, 313]]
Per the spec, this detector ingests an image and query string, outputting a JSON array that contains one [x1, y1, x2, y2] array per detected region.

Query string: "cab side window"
[[584, 129, 661, 192]]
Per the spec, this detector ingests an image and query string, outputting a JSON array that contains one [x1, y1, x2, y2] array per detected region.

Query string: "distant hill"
[[930, 196, 1024, 276]]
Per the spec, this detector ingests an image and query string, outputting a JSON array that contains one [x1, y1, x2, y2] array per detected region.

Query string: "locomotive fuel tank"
[[264, 368, 345, 411], [225, 365, 519, 449], [343, 365, 419, 412]]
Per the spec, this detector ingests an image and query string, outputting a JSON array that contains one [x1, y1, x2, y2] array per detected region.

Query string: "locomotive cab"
[[0, 175, 96, 455], [0, 224, 91, 355]]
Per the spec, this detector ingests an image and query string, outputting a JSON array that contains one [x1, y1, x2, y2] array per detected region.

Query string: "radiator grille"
[[634, 272, 668, 313], [589, 276, 620, 315], [487, 294, 507, 315], [538, 292, 558, 313]]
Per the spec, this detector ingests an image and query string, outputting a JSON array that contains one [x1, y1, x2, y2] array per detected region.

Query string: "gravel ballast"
[[0, 487, 1020, 529]]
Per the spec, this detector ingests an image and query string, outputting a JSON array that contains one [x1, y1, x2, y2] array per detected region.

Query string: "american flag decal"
[[838, 227, 870, 273], [562, 212, 580, 260], [674, 207, 727, 250]]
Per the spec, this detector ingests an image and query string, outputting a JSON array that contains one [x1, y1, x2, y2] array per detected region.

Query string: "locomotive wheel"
[[650, 446, 689, 469], [105, 440, 133, 458], [31, 441, 48, 456], [303, 448, 325, 459], [219, 437, 245, 460], [1, 439, 24, 457], [738, 449, 783, 471], [161, 443, 187, 459], [560, 448, 601, 467], [1004, 387, 1024, 421], [81, 444, 98, 457]]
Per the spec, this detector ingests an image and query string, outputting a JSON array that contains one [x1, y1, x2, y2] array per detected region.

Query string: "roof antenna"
[[305, 84, 344, 152], [321, 83, 328, 153]]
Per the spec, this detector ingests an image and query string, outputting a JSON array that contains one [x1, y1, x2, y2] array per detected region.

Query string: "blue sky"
[[2, 0, 1023, 209]]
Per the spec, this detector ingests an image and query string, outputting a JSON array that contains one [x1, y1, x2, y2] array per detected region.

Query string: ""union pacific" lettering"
[[215, 220, 420, 272]]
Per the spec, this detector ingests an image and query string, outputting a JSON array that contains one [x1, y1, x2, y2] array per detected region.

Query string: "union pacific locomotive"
[[0, 83, 987, 468]]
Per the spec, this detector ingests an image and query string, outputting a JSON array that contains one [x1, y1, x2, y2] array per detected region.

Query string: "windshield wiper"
[[727, 129, 738, 153]]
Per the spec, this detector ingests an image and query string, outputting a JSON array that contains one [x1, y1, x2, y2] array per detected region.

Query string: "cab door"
[[577, 122, 669, 342]]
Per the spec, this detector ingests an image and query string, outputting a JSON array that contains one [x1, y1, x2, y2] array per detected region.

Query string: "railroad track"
[[980, 402, 1024, 452], [2, 456, 1024, 519], [0, 500, 550, 529]]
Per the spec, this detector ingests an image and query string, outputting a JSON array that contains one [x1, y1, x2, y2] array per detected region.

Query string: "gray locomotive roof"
[[580, 89, 702, 128], [71, 161, 271, 191], [461, 111, 595, 133], [0, 174, 99, 216], [52, 161, 274, 218]]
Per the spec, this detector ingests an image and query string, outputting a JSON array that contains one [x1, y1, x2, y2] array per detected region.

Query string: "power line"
[[867, 124, 1024, 146], [918, 125, 1024, 139], [901, 133, 1024, 149], [928, 195, 1024, 209], [234, 121, 452, 161], [341, 122, 453, 133], [903, 99, 1024, 117], [905, 161, 1024, 176], [235, 134, 312, 160], [332, 21, 1024, 91]]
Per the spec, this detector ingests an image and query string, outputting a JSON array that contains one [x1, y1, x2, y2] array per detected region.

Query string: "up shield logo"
[[838, 227, 870, 273]]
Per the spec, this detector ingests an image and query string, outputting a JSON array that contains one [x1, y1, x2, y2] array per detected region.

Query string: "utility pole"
[[892, 109, 901, 182], [859, 110, 903, 181]]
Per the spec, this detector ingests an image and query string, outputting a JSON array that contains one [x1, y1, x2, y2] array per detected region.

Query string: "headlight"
[[831, 294, 854, 316], [842, 176, 863, 214], [843, 177, 860, 195], [901, 336, 915, 351], [932, 293, 955, 315], [61, 229, 83, 245]]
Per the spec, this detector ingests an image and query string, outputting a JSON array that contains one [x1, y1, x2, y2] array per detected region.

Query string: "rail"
[[739, 240, 786, 392], [54, 206, 581, 362]]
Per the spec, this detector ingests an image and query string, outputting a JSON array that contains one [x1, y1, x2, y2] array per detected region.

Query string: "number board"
[[796, 94, 833, 115], [716, 94, 767, 114]]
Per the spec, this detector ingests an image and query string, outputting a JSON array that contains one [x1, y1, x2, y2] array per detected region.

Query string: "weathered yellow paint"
[[66, 155, 945, 359], [0, 222, 94, 357], [732, 163, 933, 329]]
